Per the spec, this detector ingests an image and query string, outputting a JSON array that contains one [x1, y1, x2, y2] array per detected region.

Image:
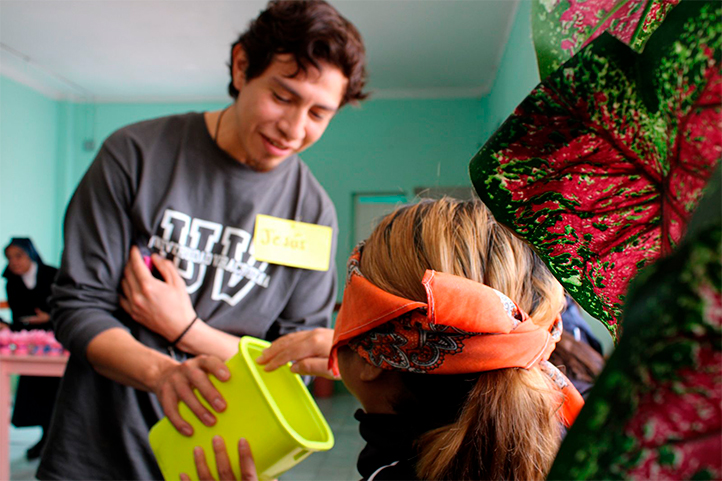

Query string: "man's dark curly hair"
[[229, 0, 368, 107]]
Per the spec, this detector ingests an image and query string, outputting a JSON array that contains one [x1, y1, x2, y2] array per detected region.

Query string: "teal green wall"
[[0, 77, 62, 290], [480, 1, 540, 137]]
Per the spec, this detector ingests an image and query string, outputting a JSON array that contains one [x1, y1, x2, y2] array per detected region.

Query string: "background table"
[[0, 355, 67, 480]]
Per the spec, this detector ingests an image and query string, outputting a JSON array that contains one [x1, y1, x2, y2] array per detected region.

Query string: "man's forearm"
[[175, 321, 241, 361], [86, 327, 179, 391], [86, 326, 233, 436]]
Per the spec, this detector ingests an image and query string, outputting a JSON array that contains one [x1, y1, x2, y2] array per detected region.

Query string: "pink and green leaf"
[[469, 1, 721, 337], [547, 174, 721, 479], [532, 0, 680, 80]]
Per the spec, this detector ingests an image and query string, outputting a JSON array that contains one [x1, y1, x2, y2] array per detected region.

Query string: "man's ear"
[[231, 44, 248, 92], [358, 362, 385, 382]]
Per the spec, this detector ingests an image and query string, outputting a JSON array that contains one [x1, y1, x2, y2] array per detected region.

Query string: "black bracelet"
[[170, 315, 199, 347]]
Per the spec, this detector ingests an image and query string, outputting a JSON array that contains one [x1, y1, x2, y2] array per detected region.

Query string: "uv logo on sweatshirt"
[[147, 209, 271, 306]]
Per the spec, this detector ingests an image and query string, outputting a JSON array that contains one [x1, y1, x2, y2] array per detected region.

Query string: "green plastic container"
[[149, 336, 334, 480]]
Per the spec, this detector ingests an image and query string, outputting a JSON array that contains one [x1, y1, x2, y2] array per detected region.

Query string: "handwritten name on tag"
[[253, 214, 333, 272]]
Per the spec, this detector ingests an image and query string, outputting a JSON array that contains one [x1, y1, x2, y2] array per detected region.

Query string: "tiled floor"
[[9, 391, 365, 480], [282, 392, 365, 481]]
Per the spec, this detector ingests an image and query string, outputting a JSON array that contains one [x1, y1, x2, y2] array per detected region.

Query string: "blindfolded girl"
[[188, 198, 583, 481]]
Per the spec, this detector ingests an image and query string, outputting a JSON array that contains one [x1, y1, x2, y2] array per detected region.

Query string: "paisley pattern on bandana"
[[345, 241, 364, 284], [540, 360, 570, 390], [549, 316, 563, 342], [492, 289, 523, 328], [349, 312, 473, 373]]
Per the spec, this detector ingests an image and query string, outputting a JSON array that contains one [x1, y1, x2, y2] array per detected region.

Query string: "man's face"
[[229, 49, 348, 172]]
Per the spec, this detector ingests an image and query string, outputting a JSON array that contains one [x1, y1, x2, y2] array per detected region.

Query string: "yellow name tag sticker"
[[253, 214, 333, 272]]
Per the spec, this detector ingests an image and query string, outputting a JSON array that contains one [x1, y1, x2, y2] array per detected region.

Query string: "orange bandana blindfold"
[[329, 247, 584, 427]]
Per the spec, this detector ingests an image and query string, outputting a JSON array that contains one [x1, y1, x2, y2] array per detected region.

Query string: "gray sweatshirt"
[[38, 112, 337, 480]]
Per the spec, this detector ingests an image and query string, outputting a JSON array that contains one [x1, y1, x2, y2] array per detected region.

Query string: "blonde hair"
[[359, 198, 565, 480]]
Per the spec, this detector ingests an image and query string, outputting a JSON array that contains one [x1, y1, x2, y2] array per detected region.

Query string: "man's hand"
[[153, 355, 231, 436], [255, 328, 338, 380], [120, 246, 197, 341]]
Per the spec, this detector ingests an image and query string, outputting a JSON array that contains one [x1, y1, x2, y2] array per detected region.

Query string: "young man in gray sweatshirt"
[[38, 2, 367, 479]]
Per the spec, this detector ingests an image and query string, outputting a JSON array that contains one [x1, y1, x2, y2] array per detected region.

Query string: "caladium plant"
[[469, 1, 721, 338], [533, 0, 680, 80], [547, 173, 721, 480]]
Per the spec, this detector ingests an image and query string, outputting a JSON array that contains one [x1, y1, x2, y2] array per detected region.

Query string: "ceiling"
[[0, 0, 519, 102]]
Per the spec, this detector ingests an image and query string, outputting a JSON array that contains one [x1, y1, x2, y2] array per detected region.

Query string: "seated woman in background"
[[2, 238, 61, 460], [192, 199, 584, 481]]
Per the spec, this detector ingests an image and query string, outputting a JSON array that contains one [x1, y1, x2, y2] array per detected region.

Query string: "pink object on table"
[[47, 333, 64, 356], [13, 332, 28, 356], [0, 331, 9, 356], [28, 331, 44, 355], [0, 330, 69, 356], [47, 344, 63, 356]]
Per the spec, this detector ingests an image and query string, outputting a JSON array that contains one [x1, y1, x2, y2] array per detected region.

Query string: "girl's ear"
[[358, 362, 385, 382], [231, 44, 249, 92]]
